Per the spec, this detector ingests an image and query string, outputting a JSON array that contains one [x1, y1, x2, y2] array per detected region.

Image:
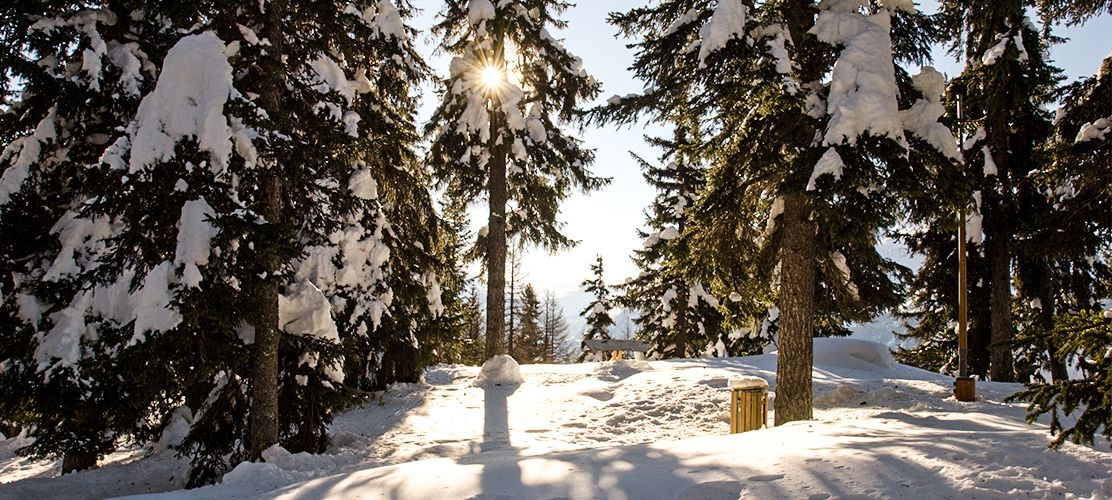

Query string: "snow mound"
[[473, 355, 523, 387], [811, 338, 899, 373], [594, 359, 653, 382]]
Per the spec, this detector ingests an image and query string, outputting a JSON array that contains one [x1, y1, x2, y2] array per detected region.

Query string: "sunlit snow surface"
[[1, 339, 1109, 499]]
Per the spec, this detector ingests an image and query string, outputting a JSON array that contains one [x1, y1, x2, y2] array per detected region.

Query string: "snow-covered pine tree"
[[606, 0, 952, 423], [1014, 51, 1111, 382], [935, 0, 1066, 382], [0, 0, 187, 472], [22, 0, 438, 483], [618, 106, 728, 359], [516, 284, 545, 362], [426, 0, 608, 360], [579, 255, 614, 362]]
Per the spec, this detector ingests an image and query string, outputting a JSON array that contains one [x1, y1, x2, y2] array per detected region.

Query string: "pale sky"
[[411, 1, 1112, 298]]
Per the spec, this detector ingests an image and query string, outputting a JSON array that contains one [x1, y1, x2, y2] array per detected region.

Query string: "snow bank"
[[811, 337, 899, 373], [473, 355, 524, 387]]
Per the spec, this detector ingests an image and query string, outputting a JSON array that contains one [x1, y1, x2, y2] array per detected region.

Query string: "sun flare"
[[479, 65, 505, 90]]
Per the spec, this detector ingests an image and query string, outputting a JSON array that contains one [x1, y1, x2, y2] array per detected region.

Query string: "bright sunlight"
[[479, 64, 505, 91]]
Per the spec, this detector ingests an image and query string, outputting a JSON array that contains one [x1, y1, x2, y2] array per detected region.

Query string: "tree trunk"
[[248, 174, 283, 459], [986, 221, 1015, 382], [775, 193, 816, 425], [507, 250, 516, 358], [248, 0, 287, 459], [484, 103, 508, 360], [61, 451, 96, 474]]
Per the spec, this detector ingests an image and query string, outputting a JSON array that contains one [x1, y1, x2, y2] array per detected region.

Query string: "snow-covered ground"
[[1, 339, 1108, 499]]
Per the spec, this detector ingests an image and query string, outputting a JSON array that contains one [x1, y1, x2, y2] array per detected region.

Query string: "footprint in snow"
[[747, 474, 785, 482]]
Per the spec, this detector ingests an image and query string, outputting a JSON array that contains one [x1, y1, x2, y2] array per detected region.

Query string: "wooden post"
[[955, 94, 975, 402]]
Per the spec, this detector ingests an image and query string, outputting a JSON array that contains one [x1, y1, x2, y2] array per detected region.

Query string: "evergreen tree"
[[0, 0, 191, 472], [938, 0, 1062, 382], [579, 256, 614, 362], [461, 285, 486, 365], [619, 105, 727, 359], [430, 205, 483, 365], [541, 289, 573, 362], [1008, 309, 1112, 448], [605, 0, 949, 423], [900, 0, 1090, 383], [516, 284, 544, 362], [426, 0, 607, 360], [3, 0, 438, 482]]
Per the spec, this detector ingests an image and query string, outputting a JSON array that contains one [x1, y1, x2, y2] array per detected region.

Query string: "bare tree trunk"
[[775, 193, 816, 425], [507, 249, 517, 358], [61, 408, 96, 473], [986, 224, 1015, 382], [484, 96, 507, 360], [248, 174, 283, 459], [249, 0, 287, 459]]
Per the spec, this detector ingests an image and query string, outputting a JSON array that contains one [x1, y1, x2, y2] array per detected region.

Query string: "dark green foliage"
[[1008, 310, 1112, 448], [617, 106, 728, 359], [516, 284, 545, 363]]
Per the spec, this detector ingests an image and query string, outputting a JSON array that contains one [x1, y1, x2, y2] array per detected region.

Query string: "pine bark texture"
[[484, 108, 508, 360], [775, 193, 816, 425], [248, 1, 287, 459]]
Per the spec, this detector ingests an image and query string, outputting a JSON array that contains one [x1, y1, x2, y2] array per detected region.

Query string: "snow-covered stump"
[[728, 376, 769, 433]]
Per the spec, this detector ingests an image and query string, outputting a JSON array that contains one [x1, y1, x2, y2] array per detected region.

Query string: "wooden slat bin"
[[729, 377, 769, 433]]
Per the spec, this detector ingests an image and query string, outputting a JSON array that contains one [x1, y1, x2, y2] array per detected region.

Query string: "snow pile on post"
[[728, 376, 769, 390], [473, 354, 524, 387]]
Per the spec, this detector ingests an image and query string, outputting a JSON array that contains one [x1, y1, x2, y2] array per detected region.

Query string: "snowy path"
[[1, 339, 1109, 499]]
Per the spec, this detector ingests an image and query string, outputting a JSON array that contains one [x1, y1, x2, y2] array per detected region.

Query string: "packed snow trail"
[[1, 339, 1109, 499]]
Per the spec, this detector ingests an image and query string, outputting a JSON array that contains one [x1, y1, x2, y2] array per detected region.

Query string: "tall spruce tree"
[[426, 0, 607, 361], [2, 0, 439, 483], [619, 106, 726, 359], [0, 0, 195, 472], [579, 255, 614, 362], [605, 0, 950, 423], [940, 0, 1062, 382], [1007, 53, 1111, 447], [516, 284, 545, 362]]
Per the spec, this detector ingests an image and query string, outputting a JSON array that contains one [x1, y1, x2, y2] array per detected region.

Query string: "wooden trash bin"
[[954, 377, 975, 402], [729, 377, 769, 433]]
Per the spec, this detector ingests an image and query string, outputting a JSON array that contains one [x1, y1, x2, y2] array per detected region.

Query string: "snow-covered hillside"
[[1, 339, 1108, 499]]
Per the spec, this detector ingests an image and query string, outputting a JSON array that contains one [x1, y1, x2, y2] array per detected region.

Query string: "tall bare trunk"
[[484, 93, 507, 360], [248, 175, 283, 459], [776, 193, 816, 425], [248, 0, 287, 459], [986, 216, 1014, 382]]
